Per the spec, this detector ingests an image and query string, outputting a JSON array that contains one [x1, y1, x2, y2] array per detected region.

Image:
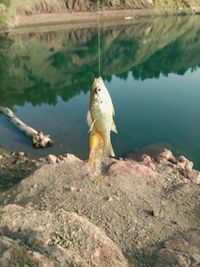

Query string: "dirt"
[[0, 146, 38, 191], [0, 148, 200, 266]]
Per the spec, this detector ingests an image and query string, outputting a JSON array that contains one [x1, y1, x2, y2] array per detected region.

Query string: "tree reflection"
[[0, 15, 200, 107]]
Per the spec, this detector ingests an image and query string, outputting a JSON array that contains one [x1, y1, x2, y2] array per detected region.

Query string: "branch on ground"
[[0, 107, 53, 148]]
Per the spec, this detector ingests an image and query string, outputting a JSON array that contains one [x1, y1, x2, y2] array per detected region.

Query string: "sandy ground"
[[0, 148, 200, 266], [14, 9, 156, 27]]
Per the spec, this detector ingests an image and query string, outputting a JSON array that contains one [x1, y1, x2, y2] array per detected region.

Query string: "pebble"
[[70, 186, 76, 192], [17, 152, 25, 157], [104, 196, 113, 202], [47, 154, 57, 164]]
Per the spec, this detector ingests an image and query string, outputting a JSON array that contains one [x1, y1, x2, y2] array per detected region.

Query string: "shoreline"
[[1, 142, 200, 190], [1, 7, 200, 34], [6, 16, 154, 35]]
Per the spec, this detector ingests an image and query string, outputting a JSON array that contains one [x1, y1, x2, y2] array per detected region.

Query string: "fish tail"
[[89, 131, 103, 166]]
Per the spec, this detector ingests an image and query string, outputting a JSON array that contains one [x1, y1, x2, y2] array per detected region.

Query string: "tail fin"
[[89, 131, 103, 167]]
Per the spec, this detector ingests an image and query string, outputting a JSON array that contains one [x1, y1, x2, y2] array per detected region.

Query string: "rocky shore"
[[0, 146, 200, 266], [0, 0, 200, 30]]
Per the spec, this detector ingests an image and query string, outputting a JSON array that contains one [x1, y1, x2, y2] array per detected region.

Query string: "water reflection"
[[0, 15, 200, 169], [0, 15, 200, 107]]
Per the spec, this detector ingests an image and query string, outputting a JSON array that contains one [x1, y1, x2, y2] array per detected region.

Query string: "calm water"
[[0, 16, 200, 168]]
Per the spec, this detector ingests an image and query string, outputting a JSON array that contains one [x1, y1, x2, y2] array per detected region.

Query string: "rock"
[[9, 0, 200, 14], [152, 208, 160, 217], [64, 153, 82, 163], [104, 196, 113, 202], [176, 155, 194, 179], [108, 159, 157, 178], [47, 154, 58, 164], [66, 0, 73, 10], [178, 155, 193, 172], [0, 234, 58, 267], [17, 151, 25, 157], [70, 186, 76, 191], [154, 229, 200, 267], [156, 149, 176, 164], [0, 204, 128, 267], [0, 154, 3, 160], [176, 160, 185, 170], [187, 170, 200, 184], [141, 154, 152, 163], [141, 154, 156, 170]]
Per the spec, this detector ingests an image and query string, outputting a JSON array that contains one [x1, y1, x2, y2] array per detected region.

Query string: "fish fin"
[[112, 105, 115, 116], [89, 131, 103, 166], [103, 139, 115, 158], [88, 120, 96, 133], [87, 111, 92, 126], [111, 119, 118, 133], [109, 142, 115, 157], [87, 111, 96, 133]]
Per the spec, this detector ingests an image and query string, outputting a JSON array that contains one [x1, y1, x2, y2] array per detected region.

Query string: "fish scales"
[[88, 77, 117, 164]]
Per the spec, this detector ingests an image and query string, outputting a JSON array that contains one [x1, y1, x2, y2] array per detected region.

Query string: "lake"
[[0, 15, 200, 169]]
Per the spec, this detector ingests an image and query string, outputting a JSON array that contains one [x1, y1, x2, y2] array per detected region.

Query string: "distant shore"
[[1, 6, 200, 34]]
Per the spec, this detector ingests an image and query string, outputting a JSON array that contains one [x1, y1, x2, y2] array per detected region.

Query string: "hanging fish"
[[87, 77, 118, 166]]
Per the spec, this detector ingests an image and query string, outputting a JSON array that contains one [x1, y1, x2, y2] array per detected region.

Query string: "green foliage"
[[99, 0, 107, 4], [0, 0, 9, 27], [0, 14, 8, 29], [0, 0, 10, 7]]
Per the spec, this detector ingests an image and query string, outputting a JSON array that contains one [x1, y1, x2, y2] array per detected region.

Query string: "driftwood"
[[0, 107, 53, 148]]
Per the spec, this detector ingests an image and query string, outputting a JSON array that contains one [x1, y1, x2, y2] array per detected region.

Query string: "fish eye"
[[95, 87, 101, 93]]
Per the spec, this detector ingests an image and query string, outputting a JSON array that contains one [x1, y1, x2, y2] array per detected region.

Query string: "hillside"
[[0, 0, 200, 29]]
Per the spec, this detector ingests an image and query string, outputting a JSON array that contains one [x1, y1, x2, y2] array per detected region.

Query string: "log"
[[0, 107, 53, 148]]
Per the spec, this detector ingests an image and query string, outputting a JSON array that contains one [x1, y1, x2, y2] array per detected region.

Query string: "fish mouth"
[[94, 76, 103, 83]]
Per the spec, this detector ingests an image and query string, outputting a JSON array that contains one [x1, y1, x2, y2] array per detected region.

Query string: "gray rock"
[[0, 204, 128, 267], [154, 229, 200, 267]]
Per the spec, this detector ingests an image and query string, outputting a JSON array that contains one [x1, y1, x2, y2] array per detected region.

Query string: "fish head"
[[91, 76, 104, 93], [91, 77, 109, 101]]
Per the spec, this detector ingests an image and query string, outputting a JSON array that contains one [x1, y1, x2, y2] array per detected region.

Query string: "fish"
[[87, 77, 118, 166]]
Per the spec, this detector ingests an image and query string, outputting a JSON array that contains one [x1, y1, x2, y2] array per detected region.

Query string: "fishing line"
[[97, 0, 101, 77]]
